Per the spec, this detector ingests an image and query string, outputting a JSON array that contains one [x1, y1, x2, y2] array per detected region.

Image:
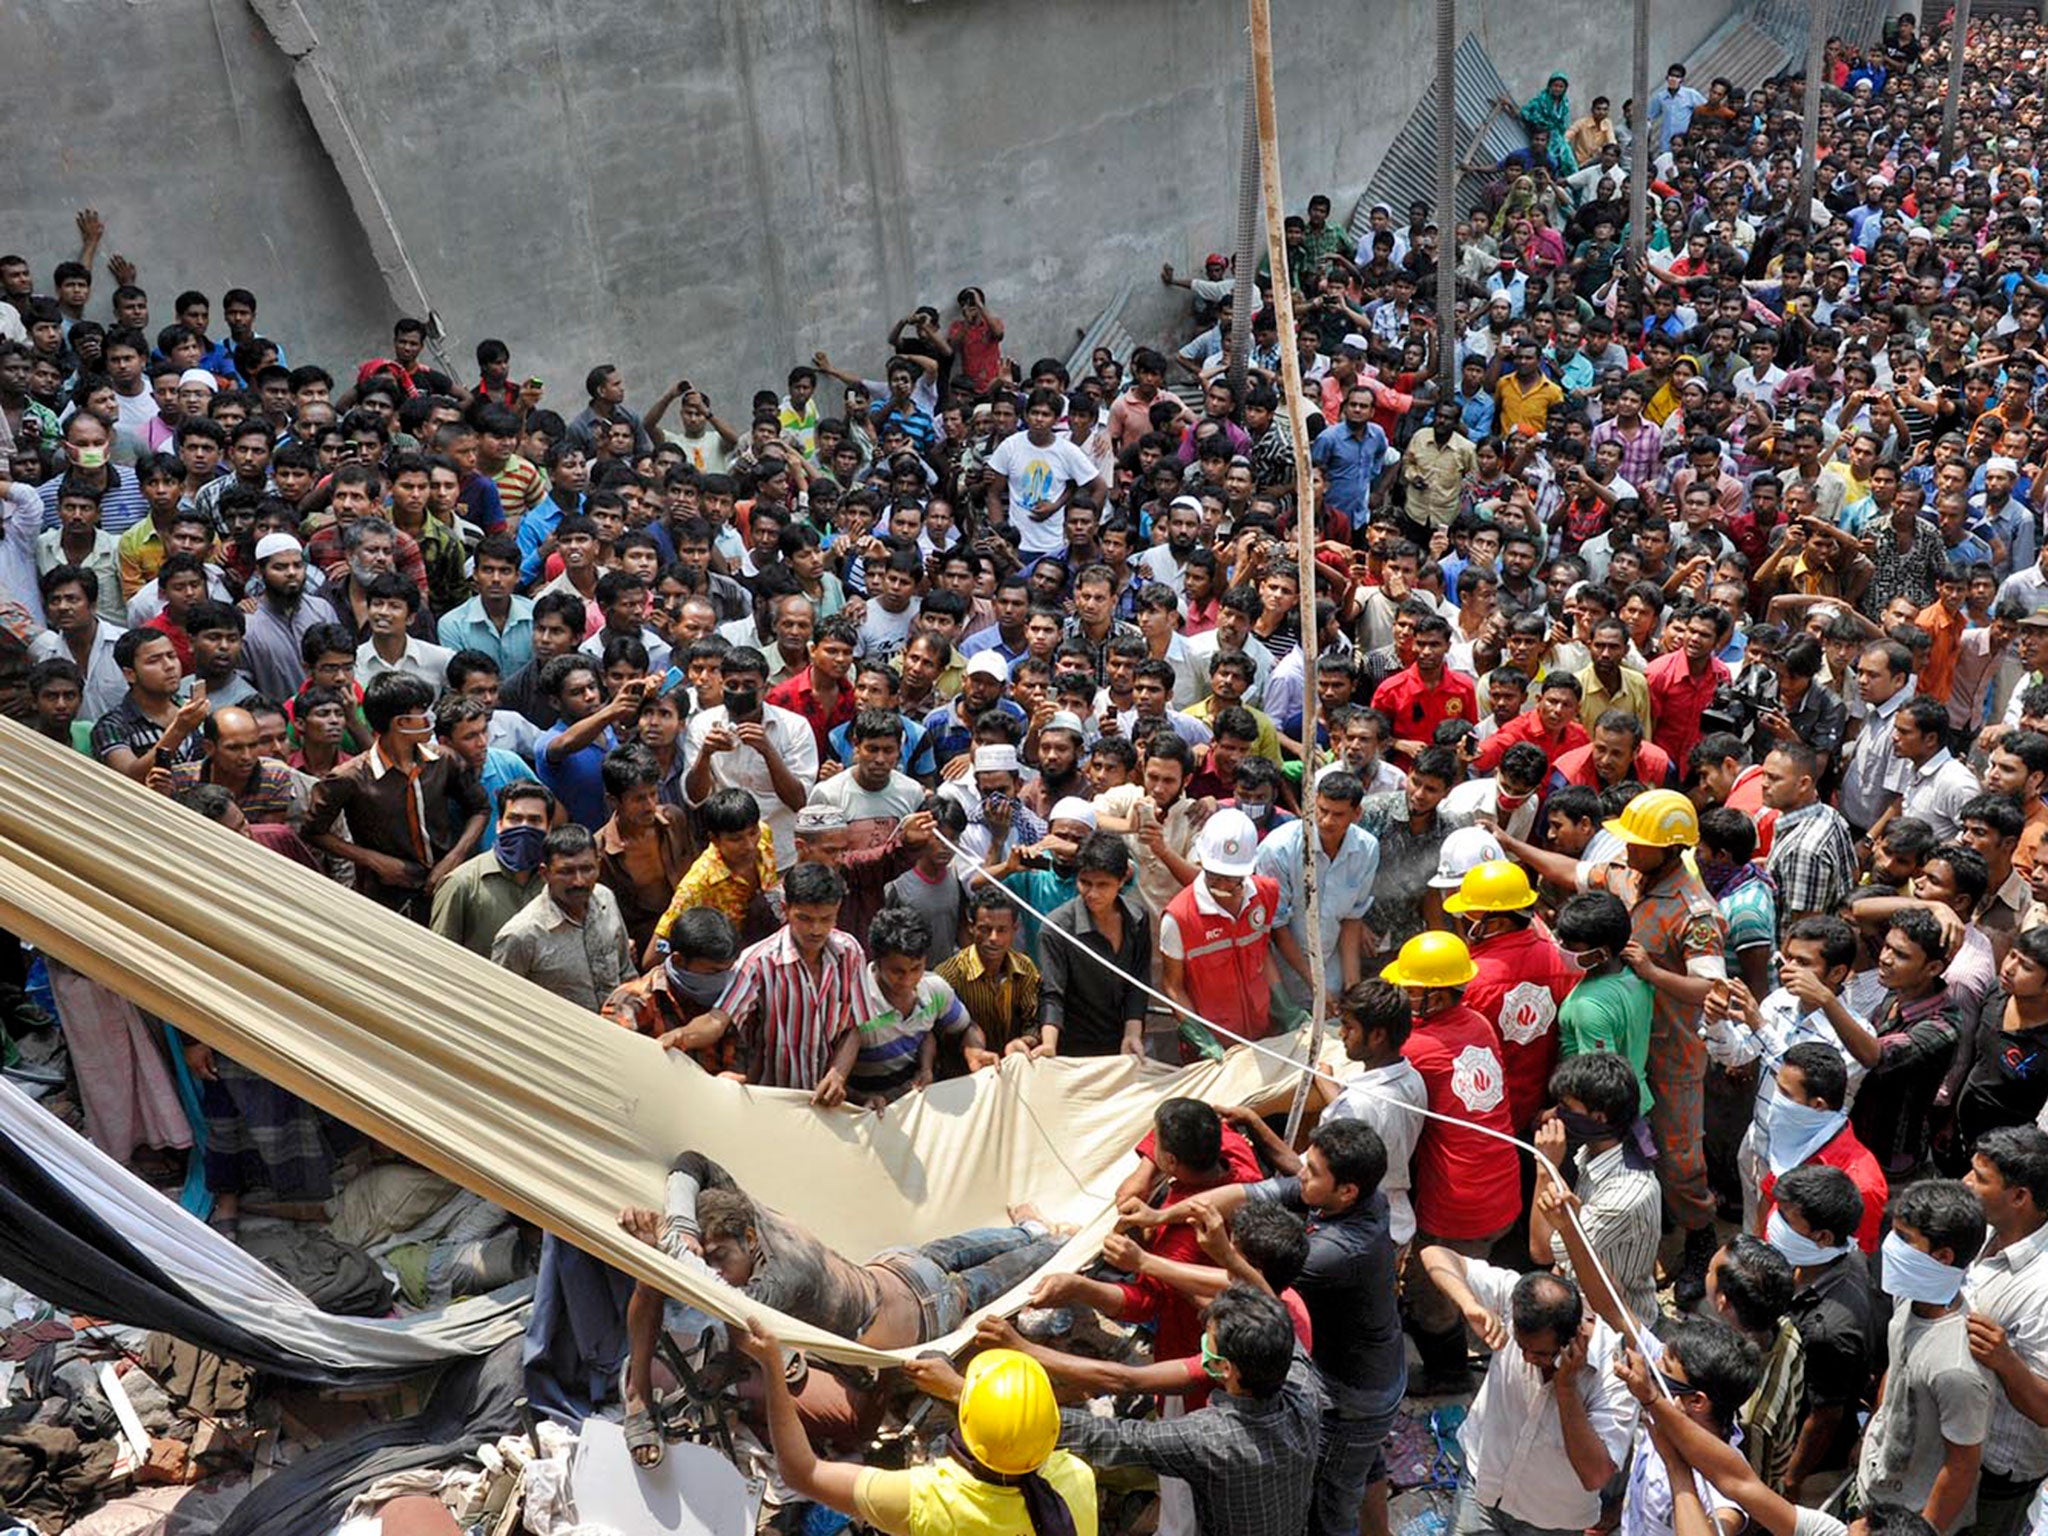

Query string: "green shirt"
[[1559, 970, 1656, 1111], [427, 848, 544, 958]]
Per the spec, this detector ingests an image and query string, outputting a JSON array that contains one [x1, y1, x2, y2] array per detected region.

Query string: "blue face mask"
[[1765, 1207, 1851, 1269], [1880, 1229, 1966, 1306], [1761, 1095, 1847, 1176], [496, 823, 548, 873]]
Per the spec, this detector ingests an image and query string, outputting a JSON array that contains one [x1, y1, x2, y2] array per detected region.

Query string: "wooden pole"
[[1801, 0, 1828, 231], [1628, 0, 1651, 297], [1248, 0, 1328, 1141], [1434, 0, 1459, 398], [1230, 48, 1260, 397], [1939, 0, 1971, 175]]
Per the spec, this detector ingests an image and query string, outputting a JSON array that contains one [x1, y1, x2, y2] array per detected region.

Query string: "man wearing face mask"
[[1856, 1179, 1995, 1535], [1702, 916, 1877, 1232], [37, 410, 148, 534], [681, 646, 817, 867], [1765, 1164, 1881, 1497], [304, 671, 491, 921], [1529, 1052, 1662, 1327], [491, 824, 634, 1013], [1445, 861, 1580, 1136], [429, 781, 554, 957]]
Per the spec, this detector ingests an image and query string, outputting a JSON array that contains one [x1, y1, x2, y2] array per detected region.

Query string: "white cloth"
[[1322, 1059, 1426, 1244]]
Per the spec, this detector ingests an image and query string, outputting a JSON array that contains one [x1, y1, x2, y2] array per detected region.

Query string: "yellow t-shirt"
[[854, 1453, 1098, 1536]]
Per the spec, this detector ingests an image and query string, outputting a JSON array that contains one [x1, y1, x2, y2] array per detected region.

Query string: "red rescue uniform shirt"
[[1463, 925, 1580, 1133], [1402, 1004, 1522, 1239]]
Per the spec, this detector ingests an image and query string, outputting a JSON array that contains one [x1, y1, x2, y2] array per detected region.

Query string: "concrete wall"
[[1, 0, 1734, 409]]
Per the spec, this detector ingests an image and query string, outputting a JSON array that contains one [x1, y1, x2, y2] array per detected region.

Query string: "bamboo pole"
[[1247, 0, 1329, 1141], [1230, 48, 1261, 397], [1628, 0, 1650, 295], [1435, 0, 1459, 398], [1801, 0, 1828, 231], [1939, 0, 1971, 175]]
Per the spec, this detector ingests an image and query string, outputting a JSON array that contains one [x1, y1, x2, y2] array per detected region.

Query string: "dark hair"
[[1783, 914, 1857, 972], [542, 824, 597, 864], [1555, 890, 1631, 952], [783, 860, 846, 909], [667, 907, 738, 966], [601, 744, 662, 798], [1075, 830, 1132, 879], [1926, 842, 1989, 906], [701, 787, 762, 835], [499, 780, 556, 818], [540, 652, 600, 701], [1974, 1125, 2048, 1209], [1713, 1235, 1794, 1333], [1510, 1270, 1584, 1342], [1773, 1164, 1864, 1250], [1781, 1041, 1849, 1111], [1229, 1203, 1310, 1293], [1698, 806, 1758, 863], [1959, 792, 2026, 842], [1659, 1319, 1763, 1430], [1888, 1178, 1987, 1267], [361, 670, 435, 733], [1307, 1117, 1386, 1199], [1154, 1098, 1224, 1172], [1411, 745, 1462, 787], [867, 906, 932, 963], [1203, 1285, 1296, 1397], [1549, 1051, 1640, 1128]]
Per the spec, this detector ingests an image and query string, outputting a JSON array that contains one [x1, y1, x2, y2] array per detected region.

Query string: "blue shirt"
[[438, 594, 536, 675], [1458, 391, 1497, 439], [1003, 866, 1081, 965], [1309, 420, 1389, 528], [477, 748, 541, 852], [829, 715, 936, 779], [39, 467, 148, 535], [516, 495, 570, 585], [923, 696, 1027, 769], [1254, 818, 1382, 996], [960, 627, 1028, 664], [1647, 83, 1706, 152], [536, 723, 619, 829]]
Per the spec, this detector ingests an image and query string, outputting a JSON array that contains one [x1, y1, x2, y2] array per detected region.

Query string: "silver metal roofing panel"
[[1347, 33, 1529, 244]]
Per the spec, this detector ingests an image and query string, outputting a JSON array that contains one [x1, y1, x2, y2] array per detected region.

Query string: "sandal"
[[624, 1403, 665, 1468]]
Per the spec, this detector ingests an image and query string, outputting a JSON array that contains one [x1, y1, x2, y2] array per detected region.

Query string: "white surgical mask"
[[1879, 1229, 1965, 1307], [1765, 1208, 1851, 1269]]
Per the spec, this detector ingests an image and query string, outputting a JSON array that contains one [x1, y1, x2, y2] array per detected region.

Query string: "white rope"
[[935, 824, 1675, 1397]]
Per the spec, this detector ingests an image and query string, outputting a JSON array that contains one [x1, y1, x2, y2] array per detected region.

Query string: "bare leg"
[[1359, 1475, 1390, 1536], [618, 1205, 666, 1467]]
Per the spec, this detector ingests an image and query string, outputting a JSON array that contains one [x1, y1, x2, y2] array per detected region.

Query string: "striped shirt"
[[1766, 801, 1859, 924], [1741, 1319, 1807, 1494], [935, 945, 1040, 1054], [847, 968, 968, 1100], [1548, 1142, 1662, 1326], [489, 454, 549, 519], [721, 926, 867, 1091], [1964, 1221, 2048, 1478]]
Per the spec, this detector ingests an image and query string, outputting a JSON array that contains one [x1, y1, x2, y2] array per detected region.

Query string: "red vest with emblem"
[[1465, 925, 1581, 1134], [1402, 1004, 1522, 1238], [1165, 874, 1279, 1045]]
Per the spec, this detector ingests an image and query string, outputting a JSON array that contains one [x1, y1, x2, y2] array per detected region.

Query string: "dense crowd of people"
[[7, 8, 2048, 1536]]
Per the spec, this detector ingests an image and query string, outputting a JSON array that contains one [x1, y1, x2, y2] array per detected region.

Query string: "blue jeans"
[[1311, 1379, 1405, 1536], [874, 1226, 1059, 1339]]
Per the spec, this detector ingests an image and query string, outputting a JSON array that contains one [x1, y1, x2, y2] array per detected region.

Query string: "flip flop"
[[624, 1403, 665, 1468]]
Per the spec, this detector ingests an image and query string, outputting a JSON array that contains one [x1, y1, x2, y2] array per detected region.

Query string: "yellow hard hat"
[[1442, 859, 1538, 915], [1379, 930, 1479, 989], [957, 1348, 1061, 1476], [1602, 788, 1701, 849]]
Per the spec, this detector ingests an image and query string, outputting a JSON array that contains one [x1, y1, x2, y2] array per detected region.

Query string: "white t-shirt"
[[807, 770, 925, 849], [856, 598, 921, 662], [986, 432, 1102, 555]]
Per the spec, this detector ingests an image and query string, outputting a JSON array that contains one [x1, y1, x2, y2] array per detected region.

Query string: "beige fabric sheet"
[[0, 720, 1325, 1365]]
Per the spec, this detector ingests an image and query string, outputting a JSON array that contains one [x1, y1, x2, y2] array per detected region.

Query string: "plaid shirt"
[[1849, 986, 1962, 1175], [1764, 801, 1859, 924], [1057, 1352, 1327, 1536], [164, 758, 301, 825]]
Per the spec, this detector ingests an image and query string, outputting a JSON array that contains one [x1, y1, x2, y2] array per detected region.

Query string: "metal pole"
[[1434, 0, 1459, 398], [1801, 0, 1828, 232], [1229, 48, 1260, 398], [1628, 0, 1650, 299], [1939, 0, 1970, 174], [1248, 0, 1328, 1144]]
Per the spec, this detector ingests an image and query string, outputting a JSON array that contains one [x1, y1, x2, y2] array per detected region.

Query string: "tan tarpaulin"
[[0, 720, 1326, 1365]]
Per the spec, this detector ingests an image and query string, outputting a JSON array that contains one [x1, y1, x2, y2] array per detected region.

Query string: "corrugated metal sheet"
[[1347, 34, 1528, 248], [1686, 17, 1794, 91], [1062, 275, 1138, 379]]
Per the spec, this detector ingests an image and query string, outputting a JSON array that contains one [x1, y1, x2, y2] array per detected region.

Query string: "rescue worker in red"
[[1443, 859, 1579, 1135], [1158, 808, 1282, 1060]]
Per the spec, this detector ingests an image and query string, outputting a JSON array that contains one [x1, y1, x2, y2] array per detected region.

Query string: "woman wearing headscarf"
[[1521, 73, 1581, 176]]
